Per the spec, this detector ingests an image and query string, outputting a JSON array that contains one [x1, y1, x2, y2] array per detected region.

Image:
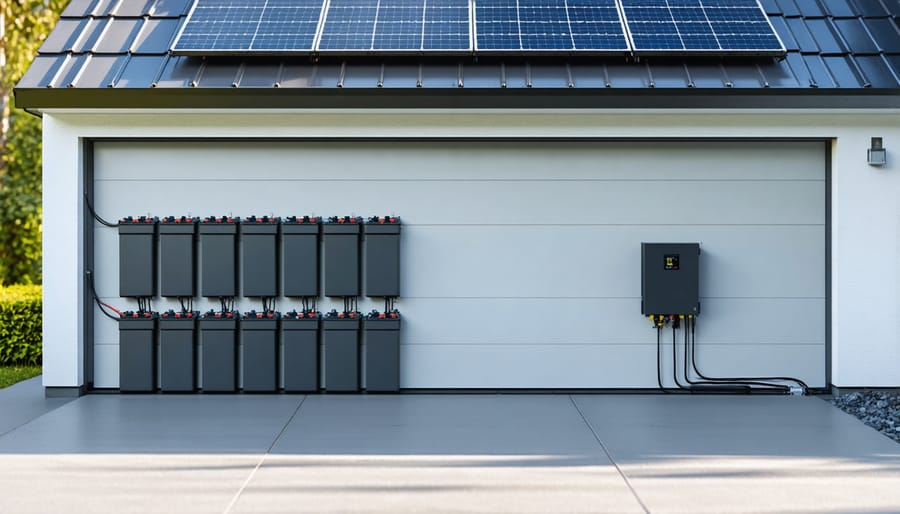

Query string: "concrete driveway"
[[0, 378, 898, 514]]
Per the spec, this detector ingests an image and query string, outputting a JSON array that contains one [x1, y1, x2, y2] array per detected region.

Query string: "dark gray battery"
[[641, 243, 701, 316], [364, 315, 401, 392], [241, 220, 278, 297], [322, 222, 360, 297], [281, 222, 319, 297], [159, 314, 196, 392], [118, 221, 156, 297], [199, 315, 237, 392], [159, 219, 196, 297], [323, 316, 360, 392], [282, 314, 319, 392], [118, 315, 156, 393], [199, 220, 238, 297], [364, 222, 401, 297], [240, 314, 278, 392]]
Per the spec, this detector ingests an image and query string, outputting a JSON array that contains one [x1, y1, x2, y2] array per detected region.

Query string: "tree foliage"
[[1, 0, 68, 285]]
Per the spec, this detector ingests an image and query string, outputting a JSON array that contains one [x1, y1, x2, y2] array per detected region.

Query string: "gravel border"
[[831, 391, 900, 444]]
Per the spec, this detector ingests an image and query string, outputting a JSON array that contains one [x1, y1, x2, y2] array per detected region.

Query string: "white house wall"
[[40, 110, 900, 390]]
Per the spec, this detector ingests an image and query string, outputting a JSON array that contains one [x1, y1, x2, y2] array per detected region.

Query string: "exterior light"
[[868, 137, 886, 167]]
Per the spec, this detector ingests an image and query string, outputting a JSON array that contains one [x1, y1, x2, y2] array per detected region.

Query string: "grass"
[[0, 365, 41, 389]]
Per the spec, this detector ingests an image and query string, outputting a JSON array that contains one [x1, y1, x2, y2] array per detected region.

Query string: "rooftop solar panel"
[[474, 0, 630, 53], [173, 0, 326, 54], [316, 0, 472, 53], [621, 0, 785, 56]]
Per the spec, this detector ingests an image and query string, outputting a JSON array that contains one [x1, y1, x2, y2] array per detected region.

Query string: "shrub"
[[0, 285, 42, 365]]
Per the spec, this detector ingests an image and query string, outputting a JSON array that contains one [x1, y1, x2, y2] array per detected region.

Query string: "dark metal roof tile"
[[112, 0, 156, 17], [153, 55, 198, 87], [852, 0, 890, 17], [803, 54, 839, 86], [379, 64, 420, 88], [93, 18, 143, 54], [90, 0, 119, 17], [149, 0, 193, 17], [567, 64, 608, 89], [530, 64, 569, 88], [776, 0, 802, 17], [820, 0, 857, 18], [196, 61, 243, 87], [759, 0, 782, 16], [114, 54, 168, 87], [770, 16, 800, 51], [787, 17, 820, 52], [722, 62, 769, 88], [797, 0, 827, 18], [855, 55, 900, 86], [234, 62, 282, 87], [17, 55, 68, 88], [805, 18, 848, 54], [833, 18, 880, 54], [645, 63, 690, 88], [342, 64, 383, 88], [604, 63, 647, 88], [51, 54, 90, 88], [822, 55, 866, 86], [463, 63, 505, 88], [130, 18, 181, 53], [72, 54, 128, 87], [71, 18, 109, 53], [420, 63, 462, 88], [61, 0, 98, 18], [756, 59, 803, 87], [38, 18, 89, 53], [864, 18, 900, 52], [784, 52, 815, 85]]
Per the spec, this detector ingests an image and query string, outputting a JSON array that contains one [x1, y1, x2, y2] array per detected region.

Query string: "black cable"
[[681, 320, 787, 392], [86, 271, 120, 321], [83, 194, 119, 227], [671, 325, 689, 390], [689, 317, 807, 392], [656, 326, 671, 393]]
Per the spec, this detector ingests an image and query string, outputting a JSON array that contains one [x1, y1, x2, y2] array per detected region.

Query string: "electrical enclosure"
[[322, 223, 360, 296], [641, 243, 701, 316], [323, 317, 360, 391], [282, 317, 319, 392], [364, 223, 401, 297], [240, 317, 278, 392], [118, 223, 156, 297], [199, 317, 237, 392], [241, 222, 278, 297], [118, 316, 156, 392], [159, 316, 196, 392], [281, 223, 319, 297], [199, 222, 238, 297], [364, 316, 401, 392], [159, 222, 196, 297]]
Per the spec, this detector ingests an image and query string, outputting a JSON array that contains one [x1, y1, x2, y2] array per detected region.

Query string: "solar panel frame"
[[172, 0, 329, 55], [473, 0, 631, 55], [620, 0, 786, 57], [313, 0, 474, 55]]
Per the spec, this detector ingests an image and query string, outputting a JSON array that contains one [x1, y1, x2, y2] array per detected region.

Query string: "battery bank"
[[363, 314, 401, 392], [159, 217, 196, 297], [118, 314, 156, 392], [322, 219, 360, 297], [364, 220, 401, 297], [118, 219, 157, 297], [158, 312, 197, 392], [241, 218, 278, 297], [240, 313, 278, 392], [322, 315, 360, 392], [281, 218, 319, 297], [199, 218, 238, 297], [282, 312, 319, 392], [199, 313, 238, 392]]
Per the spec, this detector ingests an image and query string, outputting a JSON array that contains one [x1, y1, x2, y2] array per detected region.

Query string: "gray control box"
[[641, 243, 700, 316], [241, 221, 278, 297], [118, 316, 156, 392], [199, 316, 237, 392], [159, 315, 196, 392], [281, 223, 319, 297], [364, 223, 401, 297], [240, 316, 278, 392], [364, 316, 401, 392], [118, 223, 156, 297], [323, 317, 360, 392], [322, 223, 360, 297], [282, 315, 319, 392], [159, 221, 196, 297], [199, 221, 238, 297]]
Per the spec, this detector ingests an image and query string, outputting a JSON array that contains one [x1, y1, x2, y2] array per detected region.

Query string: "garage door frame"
[[81, 136, 832, 393]]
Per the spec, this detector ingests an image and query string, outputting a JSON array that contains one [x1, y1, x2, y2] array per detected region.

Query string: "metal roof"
[[14, 0, 900, 111]]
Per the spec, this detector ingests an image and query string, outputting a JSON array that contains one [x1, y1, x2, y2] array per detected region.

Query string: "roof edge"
[[14, 87, 900, 112]]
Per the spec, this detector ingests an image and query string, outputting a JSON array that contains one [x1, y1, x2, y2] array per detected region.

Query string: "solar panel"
[[316, 0, 472, 53], [621, 0, 785, 56], [173, 0, 326, 54], [474, 0, 630, 53]]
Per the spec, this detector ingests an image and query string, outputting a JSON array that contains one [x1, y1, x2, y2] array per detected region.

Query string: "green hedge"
[[0, 285, 42, 365]]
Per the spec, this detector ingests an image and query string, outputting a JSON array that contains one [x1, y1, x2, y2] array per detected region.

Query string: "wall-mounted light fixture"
[[868, 137, 886, 167]]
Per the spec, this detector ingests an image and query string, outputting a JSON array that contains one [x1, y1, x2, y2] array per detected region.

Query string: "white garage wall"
[[39, 110, 900, 391], [88, 140, 825, 389]]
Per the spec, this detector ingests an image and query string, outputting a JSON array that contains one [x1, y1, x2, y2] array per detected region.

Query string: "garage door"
[[90, 140, 826, 389]]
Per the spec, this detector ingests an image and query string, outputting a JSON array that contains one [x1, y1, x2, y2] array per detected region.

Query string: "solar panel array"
[[172, 0, 784, 56]]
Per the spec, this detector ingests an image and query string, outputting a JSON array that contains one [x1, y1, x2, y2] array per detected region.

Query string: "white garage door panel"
[[92, 140, 826, 389], [92, 179, 822, 226], [96, 141, 823, 182], [400, 344, 824, 389]]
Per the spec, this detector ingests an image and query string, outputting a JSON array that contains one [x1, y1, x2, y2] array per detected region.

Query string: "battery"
[[322, 316, 360, 392], [240, 313, 278, 392], [281, 219, 319, 297], [322, 220, 360, 297], [199, 314, 238, 392], [199, 218, 238, 297], [159, 217, 196, 297], [241, 218, 278, 297], [363, 314, 401, 392], [282, 313, 319, 392], [158, 313, 197, 392], [118, 219, 157, 297], [364, 221, 401, 297], [118, 314, 156, 392]]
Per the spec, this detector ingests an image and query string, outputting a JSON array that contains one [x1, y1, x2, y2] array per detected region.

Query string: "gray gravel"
[[831, 391, 900, 443]]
